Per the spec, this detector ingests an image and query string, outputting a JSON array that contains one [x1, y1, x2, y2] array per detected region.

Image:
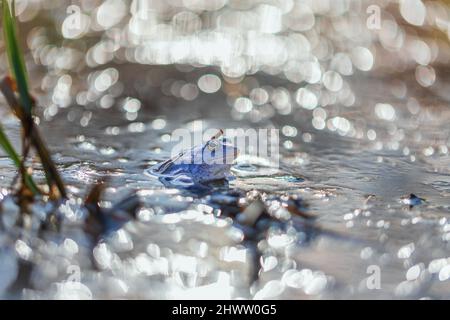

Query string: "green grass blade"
[[2, 0, 33, 115], [0, 124, 40, 195], [0, 124, 21, 166]]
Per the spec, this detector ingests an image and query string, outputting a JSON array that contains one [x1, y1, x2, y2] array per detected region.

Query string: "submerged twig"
[[84, 180, 141, 241]]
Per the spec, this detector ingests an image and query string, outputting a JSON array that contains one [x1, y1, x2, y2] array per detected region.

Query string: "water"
[[1, 0, 450, 299], [2, 70, 450, 299]]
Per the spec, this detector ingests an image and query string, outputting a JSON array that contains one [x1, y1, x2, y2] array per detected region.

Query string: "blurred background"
[[2, 0, 450, 120], [1, 0, 450, 300]]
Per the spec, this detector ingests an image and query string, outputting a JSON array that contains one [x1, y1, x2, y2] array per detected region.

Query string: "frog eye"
[[207, 139, 219, 151]]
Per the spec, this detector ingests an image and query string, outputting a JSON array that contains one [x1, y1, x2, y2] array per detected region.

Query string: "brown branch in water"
[[84, 180, 107, 210], [84, 179, 108, 242], [0, 76, 67, 199], [18, 136, 32, 198]]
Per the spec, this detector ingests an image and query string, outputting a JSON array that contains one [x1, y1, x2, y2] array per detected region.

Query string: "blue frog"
[[146, 131, 239, 189]]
